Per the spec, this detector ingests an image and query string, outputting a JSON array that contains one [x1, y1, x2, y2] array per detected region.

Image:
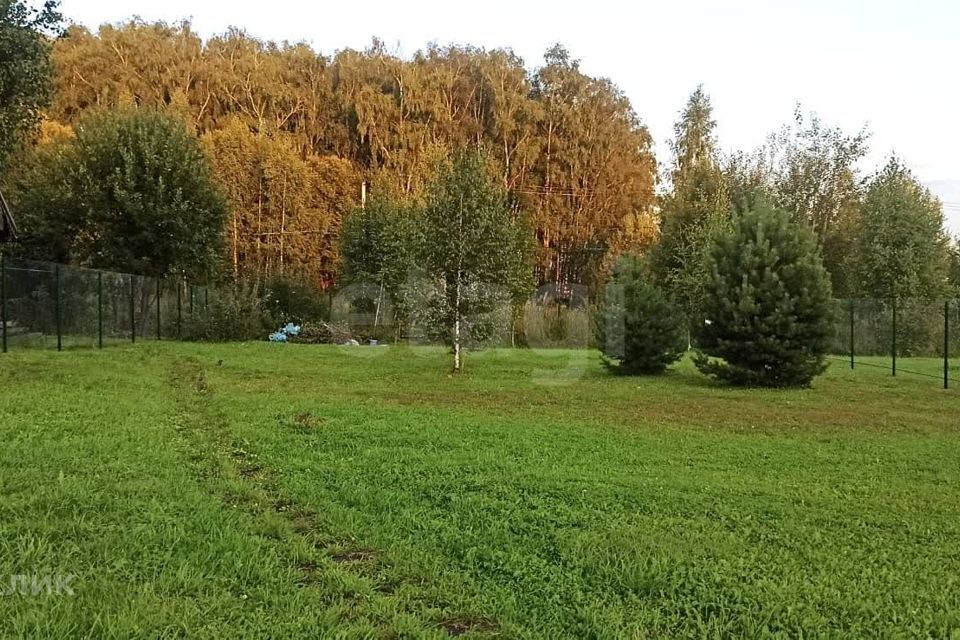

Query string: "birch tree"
[[769, 109, 869, 296], [341, 197, 417, 333], [856, 157, 950, 300], [414, 153, 532, 372], [41, 23, 657, 287]]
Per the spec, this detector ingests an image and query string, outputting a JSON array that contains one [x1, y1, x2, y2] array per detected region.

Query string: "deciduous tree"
[[12, 108, 226, 278], [769, 109, 869, 296], [340, 197, 417, 331], [530, 45, 656, 292], [203, 120, 359, 286], [949, 238, 960, 296], [412, 153, 533, 372], [0, 0, 62, 168], [856, 157, 950, 300], [39, 23, 669, 289]]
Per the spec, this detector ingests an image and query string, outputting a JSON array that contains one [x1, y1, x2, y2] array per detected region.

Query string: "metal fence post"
[[946, 300, 951, 390], [1, 252, 6, 354], [891, 297, 897, 377], [176, 279, 182, 339], [97, 271, 103, 349], [156, 278, 162, 340], [130, 275, 136, 343], [54, 264, 62, 352], [849, 298, 855, 369]]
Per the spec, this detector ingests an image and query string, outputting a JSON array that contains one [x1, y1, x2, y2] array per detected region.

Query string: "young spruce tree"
[[597, 256, 686, 375], [694, 202, 833, 387]]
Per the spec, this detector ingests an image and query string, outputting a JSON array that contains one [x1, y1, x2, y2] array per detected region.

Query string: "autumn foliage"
[[35, 22, 658, 287]]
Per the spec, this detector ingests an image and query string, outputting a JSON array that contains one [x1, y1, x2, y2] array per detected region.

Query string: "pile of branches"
[[288, 321, 355, 345]]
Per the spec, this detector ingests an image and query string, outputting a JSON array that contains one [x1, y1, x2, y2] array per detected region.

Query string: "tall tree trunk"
[[231, 212, 238, 281], [256, 176, 264, 285], [453, 195, 464, 373], [279, 176, 287, 276], [453, 278, 461, 373], [374, 278, 384, 327]]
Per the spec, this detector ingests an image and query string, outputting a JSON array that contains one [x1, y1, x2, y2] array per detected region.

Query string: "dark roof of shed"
[[0, 190, 17, 241]]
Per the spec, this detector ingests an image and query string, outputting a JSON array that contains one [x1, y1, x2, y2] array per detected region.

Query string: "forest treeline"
[[2, 9, 959, 300], [22, 19, 658, 288]]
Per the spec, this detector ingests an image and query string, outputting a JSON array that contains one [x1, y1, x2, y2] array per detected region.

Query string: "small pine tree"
[[597, 257, 686, 375], [694, 203, 833, 387]]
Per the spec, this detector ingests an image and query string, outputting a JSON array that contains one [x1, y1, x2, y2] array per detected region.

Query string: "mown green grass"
[[1, 343, 959, 638]]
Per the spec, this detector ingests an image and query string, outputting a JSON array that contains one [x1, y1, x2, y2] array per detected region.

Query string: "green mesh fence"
[[827, 298, 957, 387], [3, 257, 57, 349], [0, 256, 214, 352], [0, 255, 957, 390]]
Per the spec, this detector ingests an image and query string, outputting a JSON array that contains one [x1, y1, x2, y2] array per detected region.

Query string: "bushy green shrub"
[[596, 257, 686, 375], [262, 276, 327, 326], [186, 282, 270, 342], [8, 108, 225, 278], [694, 203, 833, 387]]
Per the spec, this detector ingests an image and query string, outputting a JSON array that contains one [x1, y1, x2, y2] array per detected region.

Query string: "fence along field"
[[1, 255, 958, 388], [0, 256, 215, 350]]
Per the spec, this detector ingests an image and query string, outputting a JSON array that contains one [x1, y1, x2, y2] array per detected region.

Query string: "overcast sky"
[[58, 0, 960, 234]]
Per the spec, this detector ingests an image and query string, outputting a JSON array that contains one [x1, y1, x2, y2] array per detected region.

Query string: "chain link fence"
[[1, 255, 956, 389], [1, 256, 214, 351], [827, 298, 958, 388]]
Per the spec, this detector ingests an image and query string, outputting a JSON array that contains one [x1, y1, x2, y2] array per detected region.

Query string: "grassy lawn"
[[1, 343, 959, 638]]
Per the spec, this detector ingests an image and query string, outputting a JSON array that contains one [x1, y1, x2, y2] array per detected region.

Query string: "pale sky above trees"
[[58, 0, 960, 233]]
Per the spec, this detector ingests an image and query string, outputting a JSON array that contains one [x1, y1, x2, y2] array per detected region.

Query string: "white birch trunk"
[[453, 195, 464, 373], [232, 214, 238, 281], [374, 279, 384, 327], [453, 283, 461, 372], [256, 176, 263, 284]]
